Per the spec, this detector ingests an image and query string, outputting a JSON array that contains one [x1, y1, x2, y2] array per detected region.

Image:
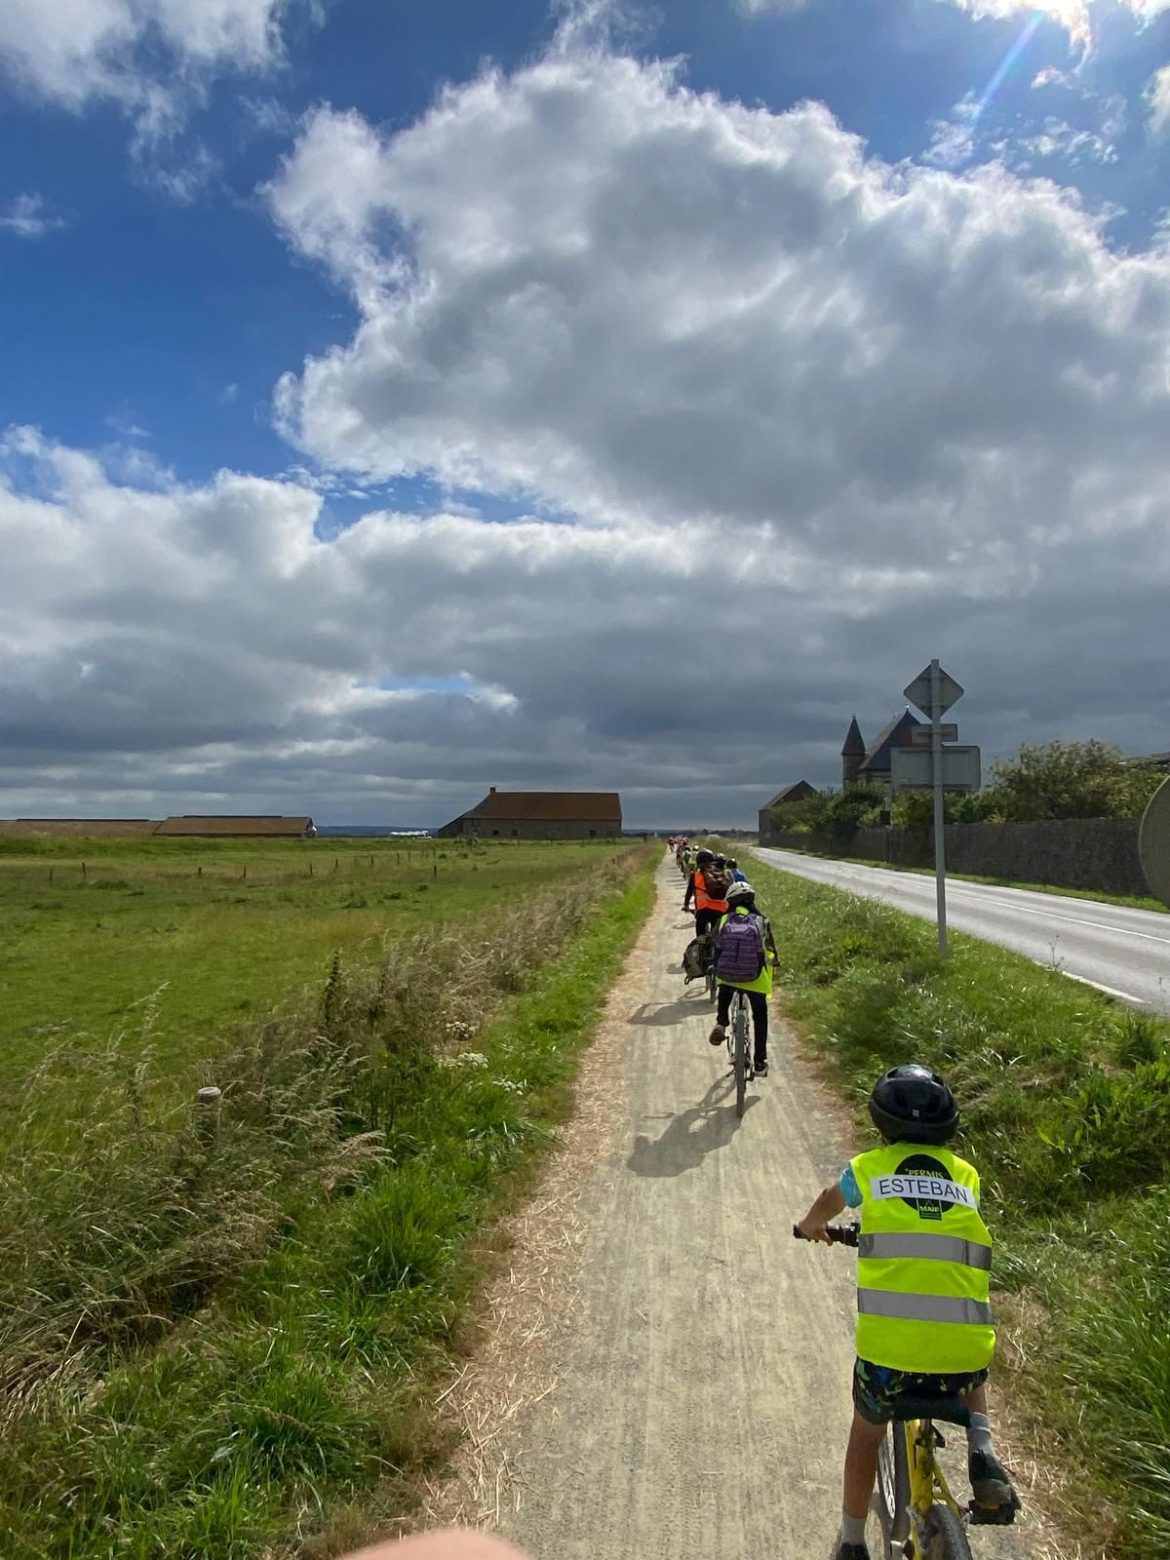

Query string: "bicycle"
[[727, 987, 752, 1116], [791, 1224, 1016, 1560]]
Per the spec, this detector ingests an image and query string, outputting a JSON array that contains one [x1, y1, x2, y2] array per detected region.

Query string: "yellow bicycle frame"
[[901, 1417, 966, 1556]]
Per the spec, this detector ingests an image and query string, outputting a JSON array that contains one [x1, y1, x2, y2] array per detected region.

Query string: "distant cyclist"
[[707, 880, 777, 1075], [726, 856, 747, 883], [682, 848, 730, 941], [798, 1065, 1019, 1560]]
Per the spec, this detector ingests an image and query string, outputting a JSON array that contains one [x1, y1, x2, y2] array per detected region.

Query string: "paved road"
[[752, 847, 1170, 1016], [436, 857, 1045, 1559]]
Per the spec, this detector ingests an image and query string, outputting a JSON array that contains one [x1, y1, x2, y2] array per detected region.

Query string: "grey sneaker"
[[753, 1058, 768, 1077]]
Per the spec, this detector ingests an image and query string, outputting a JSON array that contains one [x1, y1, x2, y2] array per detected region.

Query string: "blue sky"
[[2, 0, 1170, 825]]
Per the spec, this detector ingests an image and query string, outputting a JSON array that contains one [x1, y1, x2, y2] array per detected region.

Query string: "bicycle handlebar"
[[792, 1223, 859, 1247]]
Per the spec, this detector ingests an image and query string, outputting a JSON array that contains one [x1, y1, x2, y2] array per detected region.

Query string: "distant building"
[[435, 788, 622, 840], [844, 710, 923, 788], [0, 818, 159, 838], [0, 814, 317, 839], [757, 781, 819, 842], [154, 816, 317, 838]]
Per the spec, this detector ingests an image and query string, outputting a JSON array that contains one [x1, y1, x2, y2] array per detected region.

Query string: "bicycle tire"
[[733, 1003, 749, 1116], [877, 1422, 910, 1547], [923, 1503, 973, 1560]]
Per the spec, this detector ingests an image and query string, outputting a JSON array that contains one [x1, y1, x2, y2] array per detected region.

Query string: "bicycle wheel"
[[876, 1423, 910, 1548], [733, 1001, 749, 1116], [923, 1504, 973, 1560]]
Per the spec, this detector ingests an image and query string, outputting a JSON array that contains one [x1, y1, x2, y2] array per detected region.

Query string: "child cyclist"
[[797, 1064, 1019, 1560], [706, 880, 778, 1076]]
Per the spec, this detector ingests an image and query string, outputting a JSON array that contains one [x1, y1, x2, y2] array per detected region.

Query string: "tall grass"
[[747, 857, 1170, 1558], [0, 847, 656, 1557]]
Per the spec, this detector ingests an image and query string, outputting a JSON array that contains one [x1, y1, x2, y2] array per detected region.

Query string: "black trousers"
[[694, 907, 721, 938], [716, 985, 768, 1064]]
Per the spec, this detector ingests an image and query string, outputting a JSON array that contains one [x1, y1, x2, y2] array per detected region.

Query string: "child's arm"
[[797, 1182, 847, 1244]]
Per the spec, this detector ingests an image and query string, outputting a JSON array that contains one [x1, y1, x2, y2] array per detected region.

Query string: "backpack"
[[682, 937, 713, 982], [701, 865, 732, 901], [714, 913, 767, 984]]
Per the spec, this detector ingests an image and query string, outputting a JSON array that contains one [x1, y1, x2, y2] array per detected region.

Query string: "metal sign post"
[[929, 662, 947, 954], [900, 660, 973, 957]]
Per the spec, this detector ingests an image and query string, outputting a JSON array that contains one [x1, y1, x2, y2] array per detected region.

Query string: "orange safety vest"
[[694, 870, 729, 914]]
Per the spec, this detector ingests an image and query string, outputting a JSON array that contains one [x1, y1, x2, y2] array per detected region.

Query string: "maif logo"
[[871, 1155, 976, 1221]]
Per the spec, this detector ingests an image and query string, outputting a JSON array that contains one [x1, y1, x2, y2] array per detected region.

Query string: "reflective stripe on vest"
[[858, 1232, 992, 1271], [857, 1289, 994, 1327]]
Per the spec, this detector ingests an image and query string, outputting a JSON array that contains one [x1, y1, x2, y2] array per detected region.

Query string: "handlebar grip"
[[792, 1224, 860, 1247]]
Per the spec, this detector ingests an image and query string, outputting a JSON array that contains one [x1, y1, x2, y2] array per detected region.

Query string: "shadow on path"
[[627, 1074, 760, 1178], [628, 995, 710, 1026]]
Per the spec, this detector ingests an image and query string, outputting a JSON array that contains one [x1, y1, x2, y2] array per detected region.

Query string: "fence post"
[[195, 1085, 222, 1148], [81, 861, 86, 880]]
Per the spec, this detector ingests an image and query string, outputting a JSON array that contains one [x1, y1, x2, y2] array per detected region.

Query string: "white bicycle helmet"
[[726, 879, 755, 903]]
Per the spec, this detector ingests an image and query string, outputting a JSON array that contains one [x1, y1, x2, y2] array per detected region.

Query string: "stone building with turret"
[[841, 710, 923, 789]]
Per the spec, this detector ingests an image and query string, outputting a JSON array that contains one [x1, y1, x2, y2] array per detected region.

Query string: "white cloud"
[[924, 94, 981, 169], [0, 0, 313, 150], [0, 193, 65, 238], [268, 47, 1170, 555], [1145, 65, 1170, 133], [1014, 116, 1118, 166]]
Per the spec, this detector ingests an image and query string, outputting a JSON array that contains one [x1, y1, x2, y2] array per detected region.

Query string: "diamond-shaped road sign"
[[904, 664, 964, 718]]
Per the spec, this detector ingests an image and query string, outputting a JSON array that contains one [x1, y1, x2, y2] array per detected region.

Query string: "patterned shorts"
[[853, 1357, 989, 1425]]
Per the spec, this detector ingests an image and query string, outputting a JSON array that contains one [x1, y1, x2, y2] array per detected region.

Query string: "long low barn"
[[435, 788, 622, 840], [0, 815, 316, 838]]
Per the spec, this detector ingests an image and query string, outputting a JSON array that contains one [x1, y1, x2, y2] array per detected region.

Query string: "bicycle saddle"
[[887, 1393, 972, 1426]]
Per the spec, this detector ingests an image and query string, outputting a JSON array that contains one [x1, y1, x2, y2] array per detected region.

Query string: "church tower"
[[842, 715, 865, 788]]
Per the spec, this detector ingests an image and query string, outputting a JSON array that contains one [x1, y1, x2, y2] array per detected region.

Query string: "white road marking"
[[1061, 971, 1147, 1004]]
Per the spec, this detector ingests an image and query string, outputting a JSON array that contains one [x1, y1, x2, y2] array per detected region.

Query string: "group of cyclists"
[[662, 838, 1019, 1560]]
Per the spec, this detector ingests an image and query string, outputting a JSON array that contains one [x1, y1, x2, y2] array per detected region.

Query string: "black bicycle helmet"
[[868, 1064, 958, 1145], [713, 854, 727, 868], [695, 849, 715, 867]]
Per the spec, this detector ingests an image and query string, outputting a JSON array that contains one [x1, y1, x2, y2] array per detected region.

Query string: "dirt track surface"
[[430, 856, 1049, 1560]]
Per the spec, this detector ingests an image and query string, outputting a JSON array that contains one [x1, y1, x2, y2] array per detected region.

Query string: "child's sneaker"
[[708, 1024, 725, 1046], [833, 1543, 869, 1560], [969, 1449, 1020, 1519]]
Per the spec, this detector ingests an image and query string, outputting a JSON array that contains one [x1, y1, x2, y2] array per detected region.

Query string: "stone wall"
[[761, 817, 1148, 897]]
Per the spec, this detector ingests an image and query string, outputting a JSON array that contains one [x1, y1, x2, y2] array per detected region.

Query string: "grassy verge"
[[0, 848, 656, 1558], [748, 855, 1170, 1560], [756, 840, 1167, 913]]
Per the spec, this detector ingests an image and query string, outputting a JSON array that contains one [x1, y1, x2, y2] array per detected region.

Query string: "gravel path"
[[432, 855, 1053, 1560]]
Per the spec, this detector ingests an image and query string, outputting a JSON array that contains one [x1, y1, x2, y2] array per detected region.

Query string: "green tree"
[[821, 784, 887, 839], [985, 740, 1163, 822]]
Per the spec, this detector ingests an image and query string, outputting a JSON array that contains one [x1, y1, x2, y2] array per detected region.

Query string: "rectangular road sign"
[[904, 664, 963, 718], [910, 723, 958, 745], [890, 745, 981, 793]]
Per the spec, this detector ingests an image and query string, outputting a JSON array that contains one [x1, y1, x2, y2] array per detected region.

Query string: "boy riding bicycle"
[[797, 1065, 1019, 1560], [706, 880, 778, 1075]]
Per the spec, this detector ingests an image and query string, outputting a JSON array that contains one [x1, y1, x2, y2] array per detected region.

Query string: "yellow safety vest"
[[851, 1143, 996, 1375]]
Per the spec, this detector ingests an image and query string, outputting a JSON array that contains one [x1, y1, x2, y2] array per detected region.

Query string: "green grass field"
[[0, 836, 624, 1091]]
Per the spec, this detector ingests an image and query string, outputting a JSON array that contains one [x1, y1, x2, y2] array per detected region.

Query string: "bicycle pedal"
[[968, 1496, 1019, 1527]]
